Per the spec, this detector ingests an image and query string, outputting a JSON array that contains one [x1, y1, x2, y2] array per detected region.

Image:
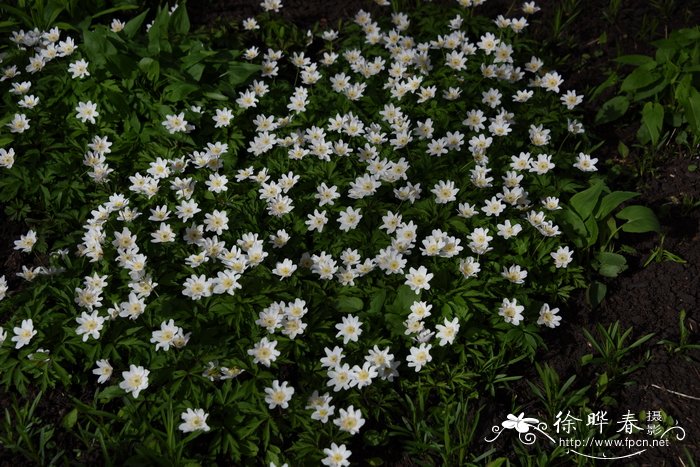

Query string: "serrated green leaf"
[[616, 205, 661, 233]]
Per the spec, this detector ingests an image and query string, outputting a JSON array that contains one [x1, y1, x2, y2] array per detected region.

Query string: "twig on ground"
[[651, 384, 700, 401]]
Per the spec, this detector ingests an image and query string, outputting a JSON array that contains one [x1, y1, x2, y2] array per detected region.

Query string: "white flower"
[[265, 380, 295, 409], [333, 405, 365, 435], [7, 113, 30, 133], [337, 207, 362, 231], [496, 220, 522, 239], [162, 113, 188, 133], [0, 148, 15, 169], [498, 298, 524, 325], [431, 180, 458, 204], [92, 359, 113, 384], [404, 266, 433, 293], [561, 90, 583, 109], [573, 152, 598, 172], [322, 443, 352, 467], [502, 265, 527, 284], [110, 19, 125, 32], [247, 337, 280, 367], [0, 275, 7, 301], [406, 343, 432, 372], [178, 408, 211, 433], [459, 257, 481, 278], [75, 101, 99, 124], [213, 108, 233, 128], [68, 59, 90, 79], [435, 317, 460, 346], [75, 311, 105, 341], [150, 319, 183, 351], [272, 259, 297, 279], [551, 246, 573, 268], [119, 364, 150, 398], [537, 303, 562, 328], [335, 315, 362, 344], [305, 209, 328, 232], [13, 229, 37, 253], [11, 319, 37, 349]]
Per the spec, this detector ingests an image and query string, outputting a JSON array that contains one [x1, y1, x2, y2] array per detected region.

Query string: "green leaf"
[[587, 281, 607, 308], [620, 68, 660, 93], [91, 4, 140, 20], [203, 91, 228, 101], [97, 385, 125, 402], [560, 208, 588, 248], [62, 408, 78, 429], [595, 96, 629, 124], [640, 101, 664, 145], [596, 252, 628, 278], [138, 57, 160, 82], [595, 191, 639, 219], [569, 180, 604, 220], [615, 54, 656, 66], [616, 205, 661, 233], [123, 10, 148, 38], [163, 82, 199, 102], [170, 3, 190, 35], [583, 215, 599, 247], [683, 87, 700, 137], [225, 62, 262, 88], [335, 296, 363, 313]]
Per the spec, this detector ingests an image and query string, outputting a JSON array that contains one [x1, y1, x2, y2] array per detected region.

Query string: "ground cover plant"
[[0, 0, 698, 465]]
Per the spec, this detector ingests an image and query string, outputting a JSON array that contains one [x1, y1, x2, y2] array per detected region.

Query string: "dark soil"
[[1, 0, 699, 465]]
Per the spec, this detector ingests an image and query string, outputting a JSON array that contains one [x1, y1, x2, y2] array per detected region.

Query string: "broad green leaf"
[[123, 10, 148, 38], [595, 96, 629, 124], [587, 281, 607, 308], [225, 62, 262, 87], [615, 54, 656, 66], [595, 191, 639, 219], [632, 77, 668, 102], [683, 87, 700, 137], [640, 101, 664, 145], [138, 57, 160, 82], [204, 91, 228, 101], [616, 205, 661, 233], [170, 3, 190, 35], [569, 179, 604, 220], [583, 215, 599, 247], [620, 67, 659, 93], [62, 408, 78, 429], [596, 252, 628, 278], [91, 4, 140, 20], [560, 208, 588, 248], [163, 82, 199, 102], [0, 3, 33, 27], [335, 296, 363, 313]]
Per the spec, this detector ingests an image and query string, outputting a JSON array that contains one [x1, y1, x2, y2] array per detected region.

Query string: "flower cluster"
[[0, 0, 594, 463]]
